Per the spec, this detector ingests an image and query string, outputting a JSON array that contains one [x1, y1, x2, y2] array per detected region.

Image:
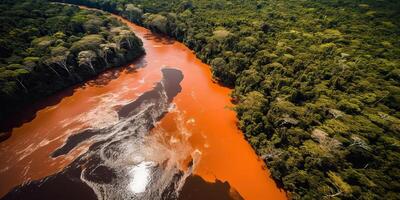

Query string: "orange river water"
[[0, 9, 286, 200]]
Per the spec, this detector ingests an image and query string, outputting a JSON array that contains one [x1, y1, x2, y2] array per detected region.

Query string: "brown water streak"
[[0, 8, 286, 200]]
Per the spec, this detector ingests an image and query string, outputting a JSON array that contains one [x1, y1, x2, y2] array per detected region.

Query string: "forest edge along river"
[[0, 4, 287, 200]]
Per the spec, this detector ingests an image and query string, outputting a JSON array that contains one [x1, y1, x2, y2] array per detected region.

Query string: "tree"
[[83, 18, 102, 34], [45, 16, 69, 34], [31, 36, 55, 54], [0, 69, 29, 92], [0, 0, 145, 126], [235, 68, 262, 94], [337, 99, 362, 114], [125, 4, 143, 23], [99, 43, 116, 66], [144, 14, 168, 34], [119, 30, 136, 49], [23, 57, 40, 71], [327, 171, 352, 197], [78, 50, 97, 73], [178, 1, 193, 12], [44, 46, 72, 76], [210, 57, 236, 86], [53, 31, 66, 39], [112, 29, 139, 50], [70, 34, 104, 53], [235, 91, 267, 135]]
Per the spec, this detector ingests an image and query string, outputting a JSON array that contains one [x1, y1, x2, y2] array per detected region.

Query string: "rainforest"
[[0, 0, 399, 200]]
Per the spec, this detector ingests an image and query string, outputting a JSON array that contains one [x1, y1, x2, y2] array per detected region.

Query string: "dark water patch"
[[179, 175, 244, 200], [1, 67, 244, 200], [1, 68, 185, 200], [86, 56, 147, 87], [118, 68, 183, 118], [85, 165, 117, 184], [51, 129, 98, 157], [51, 68, 183, 159], [0, 85, 76, 134], [143, 32, 175, 45], [0, 60, 145, 136], [0, 132, 11, 142], [1, 166, 97, 200], [117, 82, 162, 119], [2, 171, 242, 200], [125, 57, 147, 73]]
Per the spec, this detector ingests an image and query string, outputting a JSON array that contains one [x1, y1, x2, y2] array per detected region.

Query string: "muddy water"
[[0, 9, 286, 200]]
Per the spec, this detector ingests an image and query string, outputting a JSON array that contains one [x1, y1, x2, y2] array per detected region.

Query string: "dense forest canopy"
[[0, 0, 144, 121], [54, 0, 400, 199], [1, 0, 399, 199]]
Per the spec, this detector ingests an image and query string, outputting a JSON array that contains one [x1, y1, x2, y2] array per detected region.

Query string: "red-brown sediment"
[[0, 9, 286, 200]]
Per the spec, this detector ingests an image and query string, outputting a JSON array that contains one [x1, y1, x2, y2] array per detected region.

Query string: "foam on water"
[[76, 68, 198, 200], [128, 161, 153, 193], [1, 68, 193, 200]]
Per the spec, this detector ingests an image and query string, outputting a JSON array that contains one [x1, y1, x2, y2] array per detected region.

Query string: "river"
[[0, 7, 286, 200]]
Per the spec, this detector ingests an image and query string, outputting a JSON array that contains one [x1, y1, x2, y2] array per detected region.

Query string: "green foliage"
[[19, 0, 400, 198], [144, 14, 168, 33], [70, 34, 104, 53], [0, 0, 144, 121], [328, 171, 352, 195], [337, 99, 362, 114]]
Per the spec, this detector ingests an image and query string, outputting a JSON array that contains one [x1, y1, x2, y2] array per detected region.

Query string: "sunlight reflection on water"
[[128, 161, 154, 194]]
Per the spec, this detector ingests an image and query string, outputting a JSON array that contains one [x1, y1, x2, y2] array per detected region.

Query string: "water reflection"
[[1, 68, 243, 200], [0, 7, 286, 200], [128, 161, 154, 194]]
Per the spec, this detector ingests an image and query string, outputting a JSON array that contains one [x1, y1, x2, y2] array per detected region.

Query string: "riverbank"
[[0, 3, 286, 200], [0, 0, 144, 128], [51, 0, 400, 199]]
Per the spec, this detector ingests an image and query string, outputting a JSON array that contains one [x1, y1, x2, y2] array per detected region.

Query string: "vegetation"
[[56, 0, 400, 198], [3, 0, 400, 198], [0, 0, 144, 121]]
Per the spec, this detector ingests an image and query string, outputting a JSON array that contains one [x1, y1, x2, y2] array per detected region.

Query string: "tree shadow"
[[0, 57, 147, 135], [144, 32, 176, 45], [85, 56, 147, 87], [179, 175, 244, 200]]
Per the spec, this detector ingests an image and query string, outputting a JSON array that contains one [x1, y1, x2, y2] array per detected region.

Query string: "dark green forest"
[[0, 0, 144, 121], [2, 0, 400, 199], [54, 0, 400, 199]]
